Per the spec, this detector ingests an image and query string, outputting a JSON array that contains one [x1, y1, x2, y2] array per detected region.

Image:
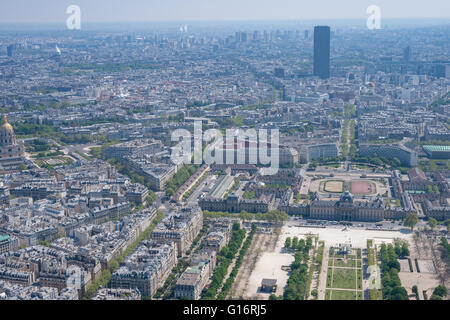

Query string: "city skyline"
[[0, 0, 448, 305]]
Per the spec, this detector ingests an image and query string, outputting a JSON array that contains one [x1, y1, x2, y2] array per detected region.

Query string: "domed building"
[[0, 115, 25, 173]]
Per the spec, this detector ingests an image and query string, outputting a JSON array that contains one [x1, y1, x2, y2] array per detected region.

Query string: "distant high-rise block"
[[313, 26, 331, 79], [6, 45, 14, 57], [235, 32, 241, 43], [241, 32, 247, 43], [274, 67, 285, 78], [403, 46, 412, 61], [304, 30, 309, 40]]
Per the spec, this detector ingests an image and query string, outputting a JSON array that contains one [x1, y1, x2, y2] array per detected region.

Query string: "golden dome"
[[1, 115, 13, 132]]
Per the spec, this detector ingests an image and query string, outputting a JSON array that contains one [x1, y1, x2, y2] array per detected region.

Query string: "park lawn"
[[357, 271, 363, 290], [331, 268, 357, 290], [357, 291, 363, 300], [326, 268, 333, 288], [325, 290, 332, 300], [329, 290, 357, 300], [334, 258, 358, 268]]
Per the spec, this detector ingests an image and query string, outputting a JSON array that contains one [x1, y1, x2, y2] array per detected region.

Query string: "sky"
[[0, 0, 449, 24]]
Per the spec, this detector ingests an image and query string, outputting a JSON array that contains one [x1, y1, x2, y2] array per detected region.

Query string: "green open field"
[[326, 290, 360, 300], [326, 247, 364, 299], [334, 258, 358, 268], [332, 268, 357, 290]]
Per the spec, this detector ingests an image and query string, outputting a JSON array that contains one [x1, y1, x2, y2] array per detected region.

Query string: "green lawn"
[[334, 258, 358, 268], [326, 268, 333, 288], [357, 291, 363, 300], [331, 268, 357, 290], [329, 290, 358, 300], [357, 271, 363, 290]]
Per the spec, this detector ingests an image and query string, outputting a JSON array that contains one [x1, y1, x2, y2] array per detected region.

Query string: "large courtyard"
[[306, 172, 390, 199]]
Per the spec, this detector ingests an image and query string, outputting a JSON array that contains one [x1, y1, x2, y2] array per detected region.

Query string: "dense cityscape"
[[0, 8, 449, 303]]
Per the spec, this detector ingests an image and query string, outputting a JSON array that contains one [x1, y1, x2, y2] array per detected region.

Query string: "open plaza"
[[236, 222, 442, 300]]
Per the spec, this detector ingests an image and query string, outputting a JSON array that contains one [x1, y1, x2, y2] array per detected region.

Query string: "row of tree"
[[379, 243, 409, 300], [202, 223, 246, 300], [440, 237, 450, 256], [217, 224, 257, 299], [203, 209, 289, 223], [282, 237, 313, 300], [426, 185, 441, 195], [15, 122, 95, 144], [430, 285, 448, 300], [166, 165, 198, 196], [394, 240, 410, 258]]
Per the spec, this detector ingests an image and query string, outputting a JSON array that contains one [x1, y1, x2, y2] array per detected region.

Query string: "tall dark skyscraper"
[[403, 46, 412, 61], [235, 32, 241, 43], [6, 45, 15, 57], [313, 26, 331, 79]]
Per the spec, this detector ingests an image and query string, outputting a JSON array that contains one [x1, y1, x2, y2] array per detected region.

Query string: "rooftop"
[[423, 145, 450, 152]]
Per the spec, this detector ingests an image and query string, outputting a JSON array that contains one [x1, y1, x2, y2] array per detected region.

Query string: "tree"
[[389, 286, 409, 300], [445, 219, 450, 233], [412, 285, 418, 299], [392, 157, 401, 168], [305, 193, 310, 205], [394, 242, 402, 256], [401, 243, 410, 257], [428, 217, 438, 231], [109, 260, 119, 271], [433, 185, 440, 195], [404, 213, 418, 231], [292, 237, 299, 249], [285, 237, 291, 249], [146, 192, 157, 206], [433, 285, 447, 297]]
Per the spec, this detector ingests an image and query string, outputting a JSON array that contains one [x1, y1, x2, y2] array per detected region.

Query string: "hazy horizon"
[[0, 0, 449, 25]]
